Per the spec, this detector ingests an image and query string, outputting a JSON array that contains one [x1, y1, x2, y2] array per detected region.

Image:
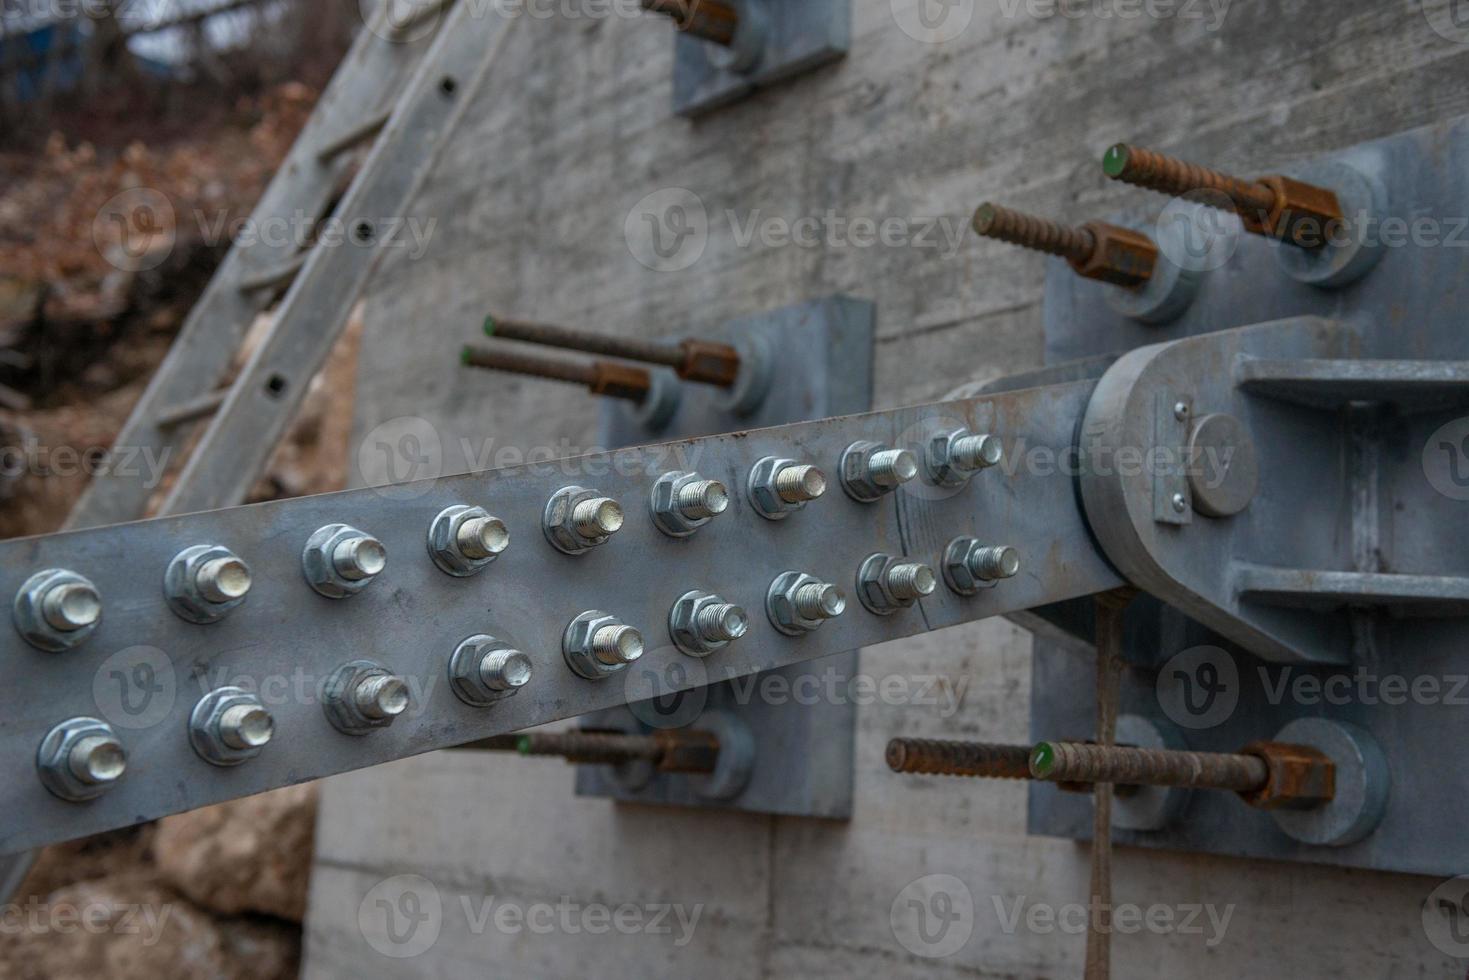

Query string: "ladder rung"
[[155, 389, 228, 429], [237, 254, 307, 293], [316, 109, 392, 164]]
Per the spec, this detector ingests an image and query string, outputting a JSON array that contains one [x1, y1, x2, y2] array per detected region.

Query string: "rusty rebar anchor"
[[484, 315, 741, 388], [461, 344, 653, 403], [462, 729, 721, 775], [1102, 143, 1344, 250], [640, 0, 739, 46], [972, 202, 1158, 290], [886, 738, 1034, 780], [1030, 740, 1336, 811]]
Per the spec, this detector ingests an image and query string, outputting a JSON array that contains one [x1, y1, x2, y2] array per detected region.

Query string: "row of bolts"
[[19, 424, 1021, 802], [461, 145, 1344, 403]]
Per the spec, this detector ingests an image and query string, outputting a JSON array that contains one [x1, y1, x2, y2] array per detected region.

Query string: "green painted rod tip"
[[515, 735, 532, 755], [1102, 144, 1131, 178], [483, 315, 497, 336], [1030, 742, 1057, 777]]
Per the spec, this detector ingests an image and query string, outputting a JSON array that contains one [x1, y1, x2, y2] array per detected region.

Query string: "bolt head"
[[669, 590, 746, 658], [166, 545, 252, 623], [1173, 401, 1191, 422], [190, 687, 274, 765], [564, 611, 639, 680], [450, 635, 533, 707], [15, 569, 103, 651], [1172, 492, 1189, 513], [303, 525, 387, 599], [429, 505, 509, 577], [544, 487, 622, 555], [766, 571, 843, 636], [37, 717, 126, 801]]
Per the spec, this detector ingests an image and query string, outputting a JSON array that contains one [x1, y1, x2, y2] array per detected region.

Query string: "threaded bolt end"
[[219, 703, 275, 750], [695, 602, 748, 643], [592, 624, 643, 666], [1030, 740, 1269, 792], [1102, 143, 1277, 215], [775, 464, 826, 503], [41, 582, 102, 632], [573, 497, 624, 538], [333, 535, 387, 582], [973, 202, 1097, 263], [197, 556, 252, 603], [886, 739, 1033, 780], [886, 563, 937, 602], [68, 734, 126, 785], [457, 516, 509, 560], [950, 433, 1002, 473], [868, 449, 918, 489], [354, 674, 410, 721], [676, 479, 729, 520], [793, 582, 846, 620], [480, 648, 534, 692], [968, 546, 1020, 582]]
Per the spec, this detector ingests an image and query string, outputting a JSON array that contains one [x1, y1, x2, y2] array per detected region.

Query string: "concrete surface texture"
[[306, 1, 1469, 976]]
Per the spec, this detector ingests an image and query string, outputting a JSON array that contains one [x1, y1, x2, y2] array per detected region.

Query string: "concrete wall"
[[304, 2, 1469, 976]]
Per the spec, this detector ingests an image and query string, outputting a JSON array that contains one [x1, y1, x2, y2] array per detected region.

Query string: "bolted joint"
[[747, 456, 826, 521], [650, 471, 730, 538], [1071, 222, 1159, 289], [13, 569, 103, 652], [676, 339, 742, 387], [1237, 741, 1337, 811], [189, 687, 274, 767], [857, 554, 937, 616], [302, 524, 387, 599], [840, 441, 918, 503], [1246, 175, 1345, 249], [564, 610, 644, 680], [926, 428, 1002, 488], [669, 589, 749, 657], [943, 539, 1021, 596], [766, 571, 847, 636], [165, 544, 252, 624], [449, 634, 534, 707], [429, 504, 510, 577], [544, 486, 624, 555], [36, 717, 126, 802], [321, 660, 410, 735]]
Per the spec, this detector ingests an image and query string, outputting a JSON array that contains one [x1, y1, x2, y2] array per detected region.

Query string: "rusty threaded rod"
[[484, 315, 741, 388], [1103, 143, 1277, 215], [886, 739, 1034, 780], [1031, 741, 1269, 793], [972, 203, 1157, 289], [1102, 143, 1343, 249], [461, 730, 720, 774], [640, 0, 738, 46], [461, 344, 653, 403]]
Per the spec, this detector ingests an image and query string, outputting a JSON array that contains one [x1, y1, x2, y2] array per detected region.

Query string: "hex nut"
[[563, 610, 643, 680], [321, 660, 410, 735], [747, 456, 826, 521], [429, 505, 509, 577], [766, 571, 847, 637], [925, 428, 1002, 488], [650, 472, 729, 538], [165, 545, 252, 624], [302, 524, 387, 599], [668, 590, 748, 658], [544, 486, 624, 555], [857, 553, 937, 616], [36, 716, 126, 802], [449, 635, 533, 707], [189, 687, 274, 767], [943, 539, 1021, 597], [840, 441, 918, 503], [14, 568, 102, 652]]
